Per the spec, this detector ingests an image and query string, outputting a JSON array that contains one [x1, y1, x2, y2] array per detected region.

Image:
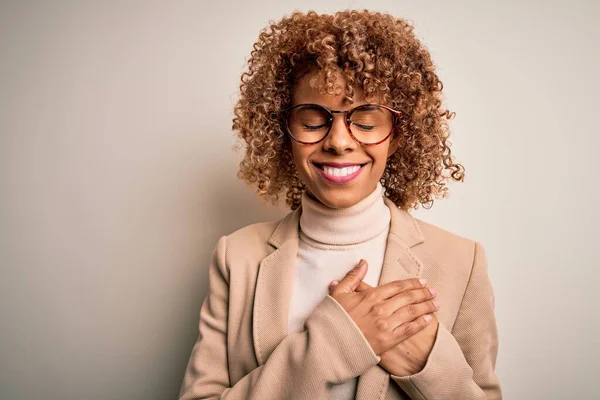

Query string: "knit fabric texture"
[[288, 181, 391, 399]]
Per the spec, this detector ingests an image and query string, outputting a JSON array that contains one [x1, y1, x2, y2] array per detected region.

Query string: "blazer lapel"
[[252, 207, 301, 365], [252, 196, 426, 399]]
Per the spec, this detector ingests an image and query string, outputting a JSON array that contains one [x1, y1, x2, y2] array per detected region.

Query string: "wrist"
[[379, 347, 425, 377]]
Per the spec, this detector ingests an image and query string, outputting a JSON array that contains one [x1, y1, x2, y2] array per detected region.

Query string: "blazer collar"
[[253, 196, 425, 399], [267, 196, 424, 249]]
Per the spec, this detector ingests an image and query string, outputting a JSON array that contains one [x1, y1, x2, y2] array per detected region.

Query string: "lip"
[[313, 162, 366, 168], [313, 162, 367, 184]]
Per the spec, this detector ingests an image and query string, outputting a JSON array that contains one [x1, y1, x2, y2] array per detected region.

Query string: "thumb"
[[332, 259, 368, 294]]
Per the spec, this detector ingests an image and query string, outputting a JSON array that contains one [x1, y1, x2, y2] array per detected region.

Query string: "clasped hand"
[[328, 259, 439, 376]]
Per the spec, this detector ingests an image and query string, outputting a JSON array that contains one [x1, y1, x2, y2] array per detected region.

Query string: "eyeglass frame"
[[279, 103, 403, 146]]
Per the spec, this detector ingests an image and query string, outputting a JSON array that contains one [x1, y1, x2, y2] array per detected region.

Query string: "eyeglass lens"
[[286, 105, 393, 144]]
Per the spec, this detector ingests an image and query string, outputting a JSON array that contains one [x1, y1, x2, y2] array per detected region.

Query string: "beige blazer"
[[179, 197, 502, 400]]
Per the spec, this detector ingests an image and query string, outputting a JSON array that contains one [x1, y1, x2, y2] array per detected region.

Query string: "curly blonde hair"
[[232, 9, 465, 211]]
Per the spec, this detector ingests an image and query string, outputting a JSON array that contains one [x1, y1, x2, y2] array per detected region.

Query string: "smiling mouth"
[[312, 162, 368, 170], [312, 162, 368, 183]]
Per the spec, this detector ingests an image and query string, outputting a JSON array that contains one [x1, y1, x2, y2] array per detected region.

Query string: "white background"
[[1, 1, 598, 399]]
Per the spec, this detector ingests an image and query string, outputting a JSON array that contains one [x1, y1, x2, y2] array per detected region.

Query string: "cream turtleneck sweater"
[[287, 181, 391, 399]]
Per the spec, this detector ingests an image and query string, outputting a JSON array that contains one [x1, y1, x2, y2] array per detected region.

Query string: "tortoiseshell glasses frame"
[[279, 103, 403, 146]]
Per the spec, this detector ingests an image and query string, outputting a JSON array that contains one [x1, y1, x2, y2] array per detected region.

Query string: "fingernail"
[[429, 288, 437, 296], [424, 314, 432, 322], [357, 259, 366, 268], [330, 280, 339, 287], [433, 300, 439, 308], [419, 278, 428, 286]]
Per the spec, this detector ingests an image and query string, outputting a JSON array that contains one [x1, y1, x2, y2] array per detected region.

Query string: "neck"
[[299, 182, 391, 246]]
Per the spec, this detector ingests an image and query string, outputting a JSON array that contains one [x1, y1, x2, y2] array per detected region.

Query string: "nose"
[[322, 113, 357, 154]]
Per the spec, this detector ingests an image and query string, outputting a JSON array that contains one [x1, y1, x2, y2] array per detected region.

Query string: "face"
[[288, 69, 399, 209]]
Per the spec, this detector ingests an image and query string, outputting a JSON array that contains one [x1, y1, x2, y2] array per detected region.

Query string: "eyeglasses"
[[280, 103, 402, 145]]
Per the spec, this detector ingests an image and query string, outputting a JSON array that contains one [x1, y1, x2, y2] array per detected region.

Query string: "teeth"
[[322, 165, 361, 177]]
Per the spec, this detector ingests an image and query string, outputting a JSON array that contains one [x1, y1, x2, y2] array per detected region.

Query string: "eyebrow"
[[358, 104, 382, 111], [290, 102, 374, 111]]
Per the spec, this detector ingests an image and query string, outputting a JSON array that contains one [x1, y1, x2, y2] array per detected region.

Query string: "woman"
[[179, 9, 502, 400]]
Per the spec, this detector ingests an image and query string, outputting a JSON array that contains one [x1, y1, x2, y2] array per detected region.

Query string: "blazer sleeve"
[[178, 235, 381, 400], [390, 240, 502, 400]]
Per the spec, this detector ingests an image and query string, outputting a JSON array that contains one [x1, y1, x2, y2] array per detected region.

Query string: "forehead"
[[291, 69, 367, 108]]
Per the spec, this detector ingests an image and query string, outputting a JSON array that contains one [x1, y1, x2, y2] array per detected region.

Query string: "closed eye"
[[352, 123, 375, 131], [302, 123, 328, 131]]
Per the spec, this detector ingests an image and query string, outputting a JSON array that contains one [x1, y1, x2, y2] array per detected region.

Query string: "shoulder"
[[414, 216, 477, 249], [411, 215, 482, 278], [227, 218, 280, 246], [218, 212, 290, 264]]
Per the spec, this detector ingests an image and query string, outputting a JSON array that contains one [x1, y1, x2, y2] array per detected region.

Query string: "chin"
[[309, 187, 364, 209]]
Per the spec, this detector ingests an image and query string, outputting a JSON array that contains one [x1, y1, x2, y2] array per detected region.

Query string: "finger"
[[328, 279, 341, 294], [371, 278, 429, 301], [333, 279, 370, 294], [331, 259, 368, 294], [391, 314, 433, 343], [389, 299, 440, 327], [356, 280, 372, 292], [385, 287, 437, 313]]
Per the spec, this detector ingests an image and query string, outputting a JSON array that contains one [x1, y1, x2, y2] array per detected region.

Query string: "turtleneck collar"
[[299, 181, 391, 246]]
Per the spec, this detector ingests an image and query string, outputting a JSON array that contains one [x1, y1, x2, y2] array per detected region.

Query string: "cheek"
[[368, 147, 391, 170], [290, 143, 312, 168]]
